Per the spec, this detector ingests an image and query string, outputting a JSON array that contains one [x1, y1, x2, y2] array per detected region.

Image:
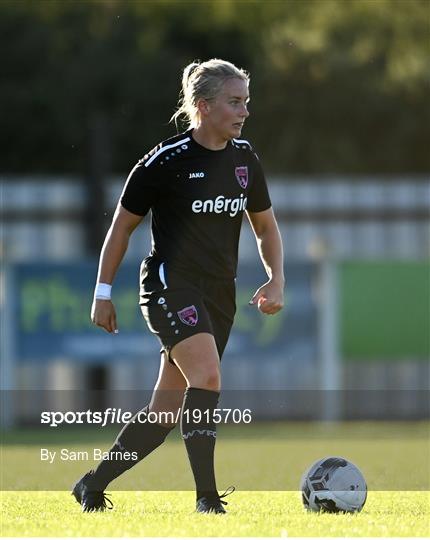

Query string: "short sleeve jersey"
[[120, 129, 271, 279]]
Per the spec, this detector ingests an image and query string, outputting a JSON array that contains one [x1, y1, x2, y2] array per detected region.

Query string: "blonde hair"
[[170, 58, 249, 129]]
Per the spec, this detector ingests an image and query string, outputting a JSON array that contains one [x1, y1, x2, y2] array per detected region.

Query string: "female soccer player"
[[73, 58, 285, 514]]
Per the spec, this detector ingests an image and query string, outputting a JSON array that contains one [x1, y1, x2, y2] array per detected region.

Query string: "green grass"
[[1, 490, 429, 537], [1, 422, 429, 536], [1, 422, 428, 491]]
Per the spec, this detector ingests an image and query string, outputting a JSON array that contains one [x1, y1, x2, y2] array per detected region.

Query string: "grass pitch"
[[1, 490, 429, 537], [1, 422, 429, 536]]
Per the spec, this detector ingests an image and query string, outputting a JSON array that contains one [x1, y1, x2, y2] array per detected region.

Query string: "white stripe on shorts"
[[159, 262, 168, 289]]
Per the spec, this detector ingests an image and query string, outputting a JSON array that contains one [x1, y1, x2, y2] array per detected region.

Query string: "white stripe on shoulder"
[[144, 137, 191, 167], [233, 138, 252, 147]]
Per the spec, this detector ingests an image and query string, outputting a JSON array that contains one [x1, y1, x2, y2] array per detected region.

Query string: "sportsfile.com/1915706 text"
[[40, 408, 253, 427]]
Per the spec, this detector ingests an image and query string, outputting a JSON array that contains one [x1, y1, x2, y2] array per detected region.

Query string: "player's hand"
[[249, 279, 285, 315], [91, 299, 119, 334]]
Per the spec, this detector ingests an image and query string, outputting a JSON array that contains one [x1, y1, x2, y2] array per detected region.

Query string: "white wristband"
[[95, 282, 112, 300]]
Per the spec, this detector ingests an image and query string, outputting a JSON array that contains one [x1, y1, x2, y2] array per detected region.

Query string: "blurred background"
[[1, 0, 429, 426]]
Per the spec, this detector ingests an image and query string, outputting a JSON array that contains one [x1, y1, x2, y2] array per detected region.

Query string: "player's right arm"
[[91, 204, 143, 334], [92, 150, 161, 333]]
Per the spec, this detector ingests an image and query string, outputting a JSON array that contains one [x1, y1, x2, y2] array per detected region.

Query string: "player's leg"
[[171, 332, 221, 390], [90, 353, 185, 484], [139, 265, 234, 512], [72, 354, 185, 511], [170, 332, 228, 513], [148, 350, 187, 426]]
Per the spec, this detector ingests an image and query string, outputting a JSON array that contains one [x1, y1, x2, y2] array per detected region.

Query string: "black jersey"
[[120, 129, 271, 279]]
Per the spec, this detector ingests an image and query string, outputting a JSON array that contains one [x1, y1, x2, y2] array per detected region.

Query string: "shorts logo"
[[235, 166, 248, 189], [177, 305, 198, 326]]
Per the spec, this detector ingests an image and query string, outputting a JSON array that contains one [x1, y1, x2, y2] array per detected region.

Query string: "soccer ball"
[[301, 456, 367, 513]]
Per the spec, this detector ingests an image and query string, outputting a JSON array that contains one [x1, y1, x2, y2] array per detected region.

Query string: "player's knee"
[[190, 366, 220, 391], [204, 369, 221, 391]]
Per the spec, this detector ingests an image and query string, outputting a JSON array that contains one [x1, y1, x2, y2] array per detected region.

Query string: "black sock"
[[88, 406, 174, 491], [180, 387, 220, 501]]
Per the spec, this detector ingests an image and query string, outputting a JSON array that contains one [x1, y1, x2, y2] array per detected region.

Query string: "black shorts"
[[139, 257, 236, 363]]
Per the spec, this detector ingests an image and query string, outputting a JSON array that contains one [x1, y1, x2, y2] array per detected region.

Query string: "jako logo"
[[192, 194, 247, 217], [189, 172, 205, 179]]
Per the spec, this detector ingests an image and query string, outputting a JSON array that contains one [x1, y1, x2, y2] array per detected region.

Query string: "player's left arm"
[[246, 207, 285, 315]]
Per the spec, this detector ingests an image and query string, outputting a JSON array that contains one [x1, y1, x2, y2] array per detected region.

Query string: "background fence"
[[1, 177, 428, 424]]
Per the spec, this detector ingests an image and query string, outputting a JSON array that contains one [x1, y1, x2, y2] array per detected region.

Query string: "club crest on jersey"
[[235, 166, 248, 189], [177, 305, 198, 326]]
